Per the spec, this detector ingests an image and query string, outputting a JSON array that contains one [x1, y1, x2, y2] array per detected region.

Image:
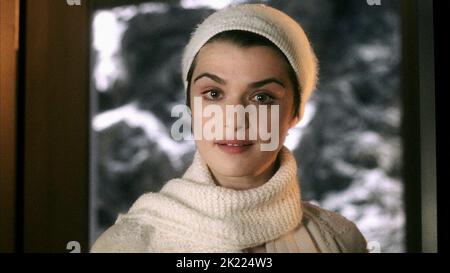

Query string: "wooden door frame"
[[0, 0, 20, 253], [21, 0, 90, 252]]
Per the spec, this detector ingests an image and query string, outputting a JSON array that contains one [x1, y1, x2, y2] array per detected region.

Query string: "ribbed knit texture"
[[115, 146, 302, 253], [181, 3, 319, 117]]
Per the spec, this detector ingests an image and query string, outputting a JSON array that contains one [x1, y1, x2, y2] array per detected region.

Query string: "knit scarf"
[[115, 146, 303, 253]]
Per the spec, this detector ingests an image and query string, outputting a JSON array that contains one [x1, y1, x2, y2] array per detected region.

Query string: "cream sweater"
[[91, 147, 368, 253]]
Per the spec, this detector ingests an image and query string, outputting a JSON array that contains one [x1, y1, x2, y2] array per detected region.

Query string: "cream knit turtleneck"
[[91, 146, 370, 253], [108, 146, 302, 253]]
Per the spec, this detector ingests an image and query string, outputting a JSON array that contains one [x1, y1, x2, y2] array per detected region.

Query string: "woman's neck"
[[210, 158, 280, 190]]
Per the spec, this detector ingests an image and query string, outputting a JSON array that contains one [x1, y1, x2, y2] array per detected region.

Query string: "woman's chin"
[[209, 160, 259, 178]]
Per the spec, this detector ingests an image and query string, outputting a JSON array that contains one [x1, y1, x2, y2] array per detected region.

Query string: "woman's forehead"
[[194, 41, 291, 81]]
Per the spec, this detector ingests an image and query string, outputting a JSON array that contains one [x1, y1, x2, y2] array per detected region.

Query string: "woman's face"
[[189, 40, 299, 180]]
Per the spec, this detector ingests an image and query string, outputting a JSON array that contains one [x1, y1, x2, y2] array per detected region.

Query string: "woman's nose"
[[223, 104, 250, 132]]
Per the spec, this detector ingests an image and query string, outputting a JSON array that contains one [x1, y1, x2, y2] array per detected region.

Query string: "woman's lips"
[[214, 140, 254, 154]]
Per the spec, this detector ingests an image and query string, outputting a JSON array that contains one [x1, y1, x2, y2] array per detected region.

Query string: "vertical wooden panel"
[[417, 0, 437, 253], [0, 0, 19, 253], [24, 0, 89, 252], [401, 0, 422, 253], [401, 0, 438, 253]]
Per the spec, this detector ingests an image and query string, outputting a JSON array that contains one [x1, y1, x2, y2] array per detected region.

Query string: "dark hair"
[[185, 30, 300, 118]]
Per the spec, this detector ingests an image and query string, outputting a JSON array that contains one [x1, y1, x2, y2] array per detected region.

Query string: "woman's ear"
[[289, 103, 306, 128], [289, 114, 300, 129]]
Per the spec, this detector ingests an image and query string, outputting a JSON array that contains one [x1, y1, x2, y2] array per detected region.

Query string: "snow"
[[92, 102, 195, 168]]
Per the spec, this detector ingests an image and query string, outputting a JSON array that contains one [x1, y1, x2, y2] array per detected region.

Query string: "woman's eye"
[[252, 93, 274, 104], [203, 89, 222, 100]]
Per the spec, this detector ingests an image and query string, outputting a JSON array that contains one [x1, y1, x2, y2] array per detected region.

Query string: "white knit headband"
[[181, 3, 319, 117]]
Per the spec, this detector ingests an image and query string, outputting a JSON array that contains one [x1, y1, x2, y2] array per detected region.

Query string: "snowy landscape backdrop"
[[90, 0, 404, 252]]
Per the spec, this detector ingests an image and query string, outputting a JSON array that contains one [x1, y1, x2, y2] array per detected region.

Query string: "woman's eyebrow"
[[249, 77, 286, 89], [193, 73, 226, 85], [194, 72, 285, 89]]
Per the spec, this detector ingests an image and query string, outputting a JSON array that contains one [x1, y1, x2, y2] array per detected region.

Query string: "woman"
[[91, 3, 368, 253]]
